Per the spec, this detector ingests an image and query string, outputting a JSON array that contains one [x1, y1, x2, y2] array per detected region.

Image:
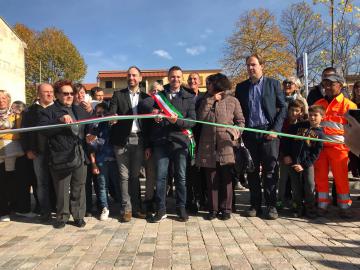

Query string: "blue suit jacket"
[[235, 77, 287, 132]]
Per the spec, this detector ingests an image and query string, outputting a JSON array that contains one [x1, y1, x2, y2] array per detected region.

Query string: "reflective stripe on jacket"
[[314, 93, 357, 149]]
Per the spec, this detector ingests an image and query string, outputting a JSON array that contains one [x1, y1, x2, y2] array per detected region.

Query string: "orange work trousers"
[[314, 147, 351, 209]]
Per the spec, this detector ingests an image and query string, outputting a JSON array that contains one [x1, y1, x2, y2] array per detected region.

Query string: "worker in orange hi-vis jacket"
[[314, 73, 357, 219]]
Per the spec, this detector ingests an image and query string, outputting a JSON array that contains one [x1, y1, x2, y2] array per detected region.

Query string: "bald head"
[[37, 83, 54, 107]]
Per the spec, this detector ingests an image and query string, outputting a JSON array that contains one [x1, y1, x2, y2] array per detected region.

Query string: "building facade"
[[0, 17, 27, 102], [96, 69, 221, 97]]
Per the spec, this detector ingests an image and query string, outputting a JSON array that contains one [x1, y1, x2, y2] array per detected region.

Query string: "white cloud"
[[85, 50, 104, 57], [201, 28, 214, 39], [153, 49, 172, 60], [185, 45, 206, 56], [176, 41, 187, 47]]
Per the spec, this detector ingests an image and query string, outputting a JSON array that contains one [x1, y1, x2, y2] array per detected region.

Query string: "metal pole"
[[39, 60, 42, 83], [331, 0, 334, 67], [304, 53, 309, 98]]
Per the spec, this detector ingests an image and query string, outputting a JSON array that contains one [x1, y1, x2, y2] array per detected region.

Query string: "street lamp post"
[[331, 0, 335, 67]]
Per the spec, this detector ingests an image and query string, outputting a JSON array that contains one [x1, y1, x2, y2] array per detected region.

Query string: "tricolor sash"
[[152, 92, 196, 159]]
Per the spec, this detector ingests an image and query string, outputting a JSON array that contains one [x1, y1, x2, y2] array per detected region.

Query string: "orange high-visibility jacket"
[[315, 93, 357, 150]]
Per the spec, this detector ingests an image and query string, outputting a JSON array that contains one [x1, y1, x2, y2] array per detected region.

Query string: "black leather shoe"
[[53, 220, 66, 229], [74, 219, 86, 228], [40, 213, 52, 223], [205, 212, 217, 220], [220, 212, 231, 220], [177, 207, 189, 222]]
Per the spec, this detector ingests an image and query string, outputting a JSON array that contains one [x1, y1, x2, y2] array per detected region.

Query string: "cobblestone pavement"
[[1, 186, 360, 270]]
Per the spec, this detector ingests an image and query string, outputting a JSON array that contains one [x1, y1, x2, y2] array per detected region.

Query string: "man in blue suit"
[[235, 54, 287, 219]]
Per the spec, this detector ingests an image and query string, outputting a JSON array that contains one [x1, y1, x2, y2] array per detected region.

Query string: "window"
[[156, 79, 164, 85], [105, 81, 113, 88]]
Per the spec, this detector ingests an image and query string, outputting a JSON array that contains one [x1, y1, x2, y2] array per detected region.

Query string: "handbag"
[[234, 140, 255, 174], [49, 143, 83, 172]]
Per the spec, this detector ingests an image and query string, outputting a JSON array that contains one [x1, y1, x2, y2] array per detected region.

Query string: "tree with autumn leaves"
[[223, 9, 294, 84], [223, 1, 360, 85], [13, 24, 86, 103]]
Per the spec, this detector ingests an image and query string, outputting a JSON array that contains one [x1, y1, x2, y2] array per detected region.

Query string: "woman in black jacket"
[[40, 80, 90, 229]]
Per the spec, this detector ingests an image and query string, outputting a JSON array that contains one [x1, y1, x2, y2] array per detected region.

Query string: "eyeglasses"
[[61, 92, 74, 96], [283, 81, 294, 86]]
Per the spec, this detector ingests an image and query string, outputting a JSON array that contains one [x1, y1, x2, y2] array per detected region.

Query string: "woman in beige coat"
[[196, 73, 245, 220]]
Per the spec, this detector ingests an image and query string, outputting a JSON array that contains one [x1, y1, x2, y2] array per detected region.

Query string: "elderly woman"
[[0, 91, 24, 222], [283, 76, 308, 115], [40, 80, 90, 229], [197, 73, 245, 220]]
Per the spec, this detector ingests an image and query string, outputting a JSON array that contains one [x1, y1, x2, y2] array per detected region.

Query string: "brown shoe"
[[133, 211, 146, 219], [120, 211, 132, 223]]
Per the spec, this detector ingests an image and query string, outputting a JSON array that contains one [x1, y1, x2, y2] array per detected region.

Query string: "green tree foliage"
[[13, 24, 87, 103]]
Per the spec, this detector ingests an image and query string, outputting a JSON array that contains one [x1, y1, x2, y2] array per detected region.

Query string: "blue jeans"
[[96, 160, 121, 209], [154, 144, 187, 212]]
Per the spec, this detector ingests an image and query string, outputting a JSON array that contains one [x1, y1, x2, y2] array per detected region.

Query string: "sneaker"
[[339, 208, 353, 219], [150, 210, 167, 223], [235, 182, 246, 191], [265, 206, 278, 220], [120, 211, 132, 223], [74, 219, 86, 228], [0, 215, 10, 222], [15, 212, 37, 218], [177, 207, 189, 222], [53, 220, 66, 229], [205, 212, 217, 220], [100, 207, 109, 221], [245, 206, 261, 217]]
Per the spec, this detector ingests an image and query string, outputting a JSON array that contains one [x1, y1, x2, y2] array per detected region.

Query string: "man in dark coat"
[[149, 66, 196, 222], [109, 66, 150, 222], [235, 54, 287, 220]]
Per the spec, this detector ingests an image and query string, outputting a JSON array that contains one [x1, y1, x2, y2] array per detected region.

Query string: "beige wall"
[[99, 70, 220, 94], [0, 19, 26, 103]]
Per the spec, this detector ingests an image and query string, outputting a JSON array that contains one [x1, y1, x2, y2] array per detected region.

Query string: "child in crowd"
[[282, 105, 324, 218], [86, 103, 121, 221], [277, 100, 306, 210]]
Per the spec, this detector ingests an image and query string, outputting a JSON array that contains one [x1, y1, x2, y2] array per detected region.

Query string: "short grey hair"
[[0, 90, 11, 106]]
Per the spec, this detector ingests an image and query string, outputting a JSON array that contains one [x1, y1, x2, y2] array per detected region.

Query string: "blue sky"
[[1, 0, 329, 82]]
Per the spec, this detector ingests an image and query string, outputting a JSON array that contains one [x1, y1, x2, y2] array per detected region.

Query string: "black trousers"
[[243, 131, 280, 209], [205, 164, 233, 214], [51, 163, 87, 222], [186, 161, 207, 208]]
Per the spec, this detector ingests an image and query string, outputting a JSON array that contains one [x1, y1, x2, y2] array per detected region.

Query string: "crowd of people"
[[1, 54, 360, 229]]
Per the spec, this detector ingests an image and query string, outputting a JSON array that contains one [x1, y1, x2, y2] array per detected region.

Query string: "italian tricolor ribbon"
[[152, 92, 196, 159]]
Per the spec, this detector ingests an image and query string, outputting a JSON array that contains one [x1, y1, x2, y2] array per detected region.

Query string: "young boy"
[[86, 103, 121, 221], [277, 100, 306, 210], [283, 105, 325, 218]]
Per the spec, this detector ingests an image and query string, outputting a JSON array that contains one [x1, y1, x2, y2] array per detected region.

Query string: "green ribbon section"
[[0, 113, 343, 145]]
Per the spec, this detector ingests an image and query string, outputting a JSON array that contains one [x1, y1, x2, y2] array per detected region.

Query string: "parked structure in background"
[[0, 17, 26, 102], [91, 69, 221, 99]]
